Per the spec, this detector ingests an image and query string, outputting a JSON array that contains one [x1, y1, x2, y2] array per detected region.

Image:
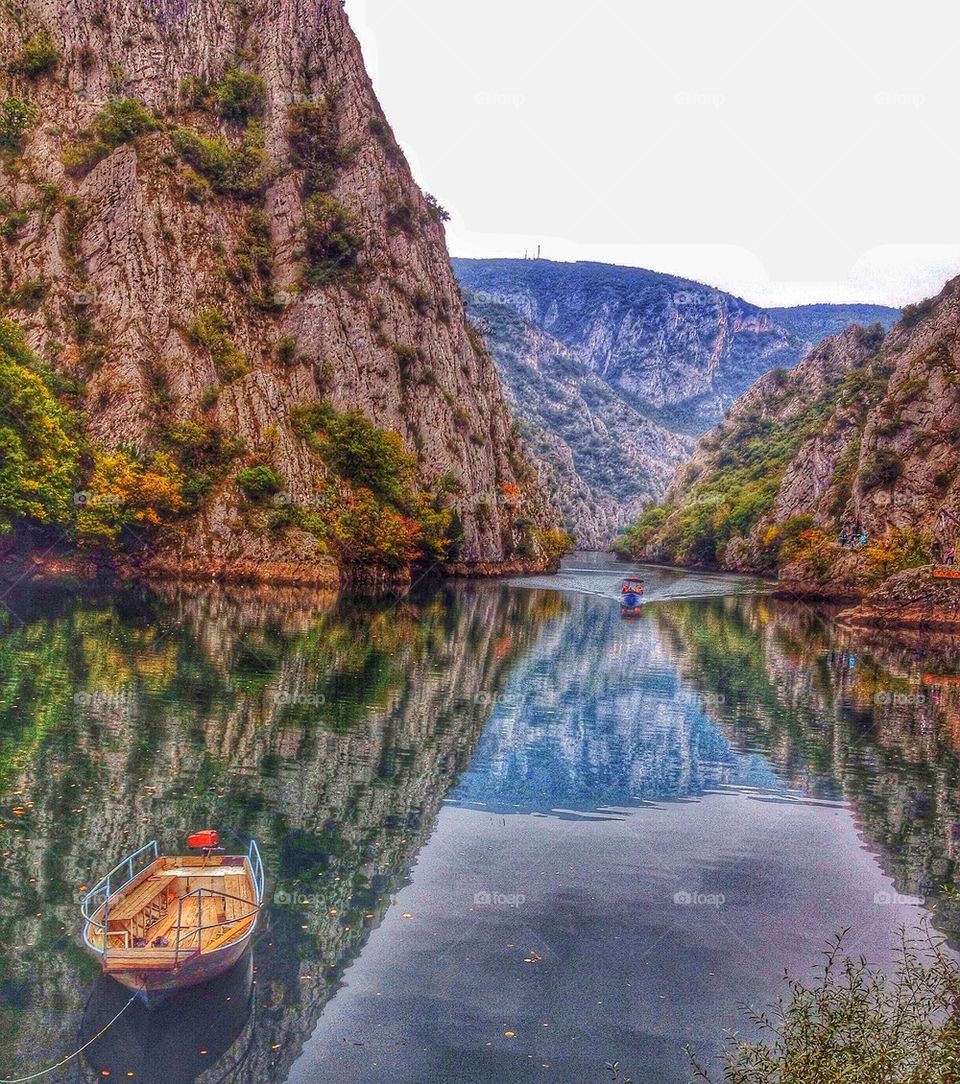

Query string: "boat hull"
[[105, 935, 253, 998]]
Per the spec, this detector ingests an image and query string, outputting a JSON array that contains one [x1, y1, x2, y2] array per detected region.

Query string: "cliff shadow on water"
[[0, 579, 566, 1082], [651, 594, 960, 944]]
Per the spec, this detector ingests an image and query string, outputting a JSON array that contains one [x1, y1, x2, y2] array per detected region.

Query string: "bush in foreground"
[[690, 929, 960, 1084]]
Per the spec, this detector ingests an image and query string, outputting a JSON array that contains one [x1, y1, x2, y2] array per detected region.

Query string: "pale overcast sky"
[[346, 0, 960, 308]]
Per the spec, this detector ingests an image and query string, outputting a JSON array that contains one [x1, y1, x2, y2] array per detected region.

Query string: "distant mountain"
[[767, 304, 900, 347], [454, 258, 807, 435], [455, 257, 903, 548], [464, 292, 692, 548]]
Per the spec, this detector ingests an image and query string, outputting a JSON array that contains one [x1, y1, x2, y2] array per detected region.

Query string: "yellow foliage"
[[76, 448, 187, 547]]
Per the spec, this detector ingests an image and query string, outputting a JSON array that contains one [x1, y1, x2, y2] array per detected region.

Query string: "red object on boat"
[[187, 830, 220, 850]]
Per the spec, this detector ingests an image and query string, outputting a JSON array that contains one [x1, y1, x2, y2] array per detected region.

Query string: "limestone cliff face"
[[655, 276, 960, 591], [0, 0, 551, 578]]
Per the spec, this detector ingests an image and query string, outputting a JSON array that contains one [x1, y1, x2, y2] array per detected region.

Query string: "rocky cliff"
[[0, 0, 554, 583], [623, 276, 960, 620]]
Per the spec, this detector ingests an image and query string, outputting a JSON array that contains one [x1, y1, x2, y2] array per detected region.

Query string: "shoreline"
[[0, 548, 560, 594]]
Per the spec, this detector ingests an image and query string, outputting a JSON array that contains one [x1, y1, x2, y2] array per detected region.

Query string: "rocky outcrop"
[[0, 0, 553, 582], [631, 277, 960, 609], [838, 567, 960, 630], [462, 290, 692, 548]]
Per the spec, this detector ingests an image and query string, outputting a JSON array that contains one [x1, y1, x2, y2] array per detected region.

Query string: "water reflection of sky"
[[450, 597, 784, 813]]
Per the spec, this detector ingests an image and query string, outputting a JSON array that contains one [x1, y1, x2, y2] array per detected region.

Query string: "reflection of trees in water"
[[0, 581, 564, 1082], [652, 596, 960, 942]]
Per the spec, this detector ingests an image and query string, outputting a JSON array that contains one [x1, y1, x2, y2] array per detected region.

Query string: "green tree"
[[0, 321, 79, 533]]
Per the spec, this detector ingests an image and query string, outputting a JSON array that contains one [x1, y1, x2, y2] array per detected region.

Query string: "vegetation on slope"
[[613, 339, 891, 571], [0, 321, 79, 534], [289, 402, 455, 568]]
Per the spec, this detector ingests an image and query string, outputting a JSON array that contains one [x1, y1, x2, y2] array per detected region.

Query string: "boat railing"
[[81, 840, 159, 955], [248, 838, 265, 903], [172, 885, 262, 965]]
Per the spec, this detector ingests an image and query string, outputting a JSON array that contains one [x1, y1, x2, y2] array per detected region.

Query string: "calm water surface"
[[1, 556, 959, 1082]]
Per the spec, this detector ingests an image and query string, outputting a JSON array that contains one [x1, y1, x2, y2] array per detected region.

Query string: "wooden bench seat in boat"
[[106, 874, 177, 942], [108, 874, 177, 923]]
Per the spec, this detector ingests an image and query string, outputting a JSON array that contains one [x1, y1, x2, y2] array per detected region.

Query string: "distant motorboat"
[[621, 576, 645, 596], [81, 832, 265, 999]]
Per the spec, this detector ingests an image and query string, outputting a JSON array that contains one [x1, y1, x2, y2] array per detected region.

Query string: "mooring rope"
[[0, 990, 139, 1083]]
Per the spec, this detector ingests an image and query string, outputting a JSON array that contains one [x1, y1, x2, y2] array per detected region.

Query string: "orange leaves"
[[76, 448, 187, 547]]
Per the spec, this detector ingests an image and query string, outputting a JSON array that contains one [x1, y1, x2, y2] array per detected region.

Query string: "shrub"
[[235, 465, 284, 501], [63, 97, 160, 172], [170, 122, 267, 198], [291, 401, 453, 565], [10, 32, 60, 77], [158, 418, 242, 506], [76, 448, 186, 547], [386, 197, 416, 235], [0, 96, 37, 154], [535, 527, 576, 561], [901, 297, 937, 328], [274, 335, 297, 366], [292, 401, 415, 507], [215, 68, 265, 121], [1, 277, 47, 311], [864, 528, 930, 584], [424, 193, 450, 223], [861, 447, 904, 489], [690, 929, 960, 1084], [187, 309, 250, 382], [232, 210, 272, 281], [0, 320, 79, 533], [286, 100, 352, 195], [302, 194, 362, 284]]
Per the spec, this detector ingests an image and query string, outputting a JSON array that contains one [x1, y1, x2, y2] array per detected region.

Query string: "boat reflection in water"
[[80, 951, 255, 1082]]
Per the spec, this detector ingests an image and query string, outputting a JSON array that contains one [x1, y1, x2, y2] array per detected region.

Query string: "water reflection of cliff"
[[450, 594, 783, 813], [0, 581, 564, 1082], [651, 596, 960, 939]]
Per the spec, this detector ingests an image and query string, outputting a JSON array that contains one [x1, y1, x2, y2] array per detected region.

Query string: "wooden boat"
[[81, 833, 265, 998]]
